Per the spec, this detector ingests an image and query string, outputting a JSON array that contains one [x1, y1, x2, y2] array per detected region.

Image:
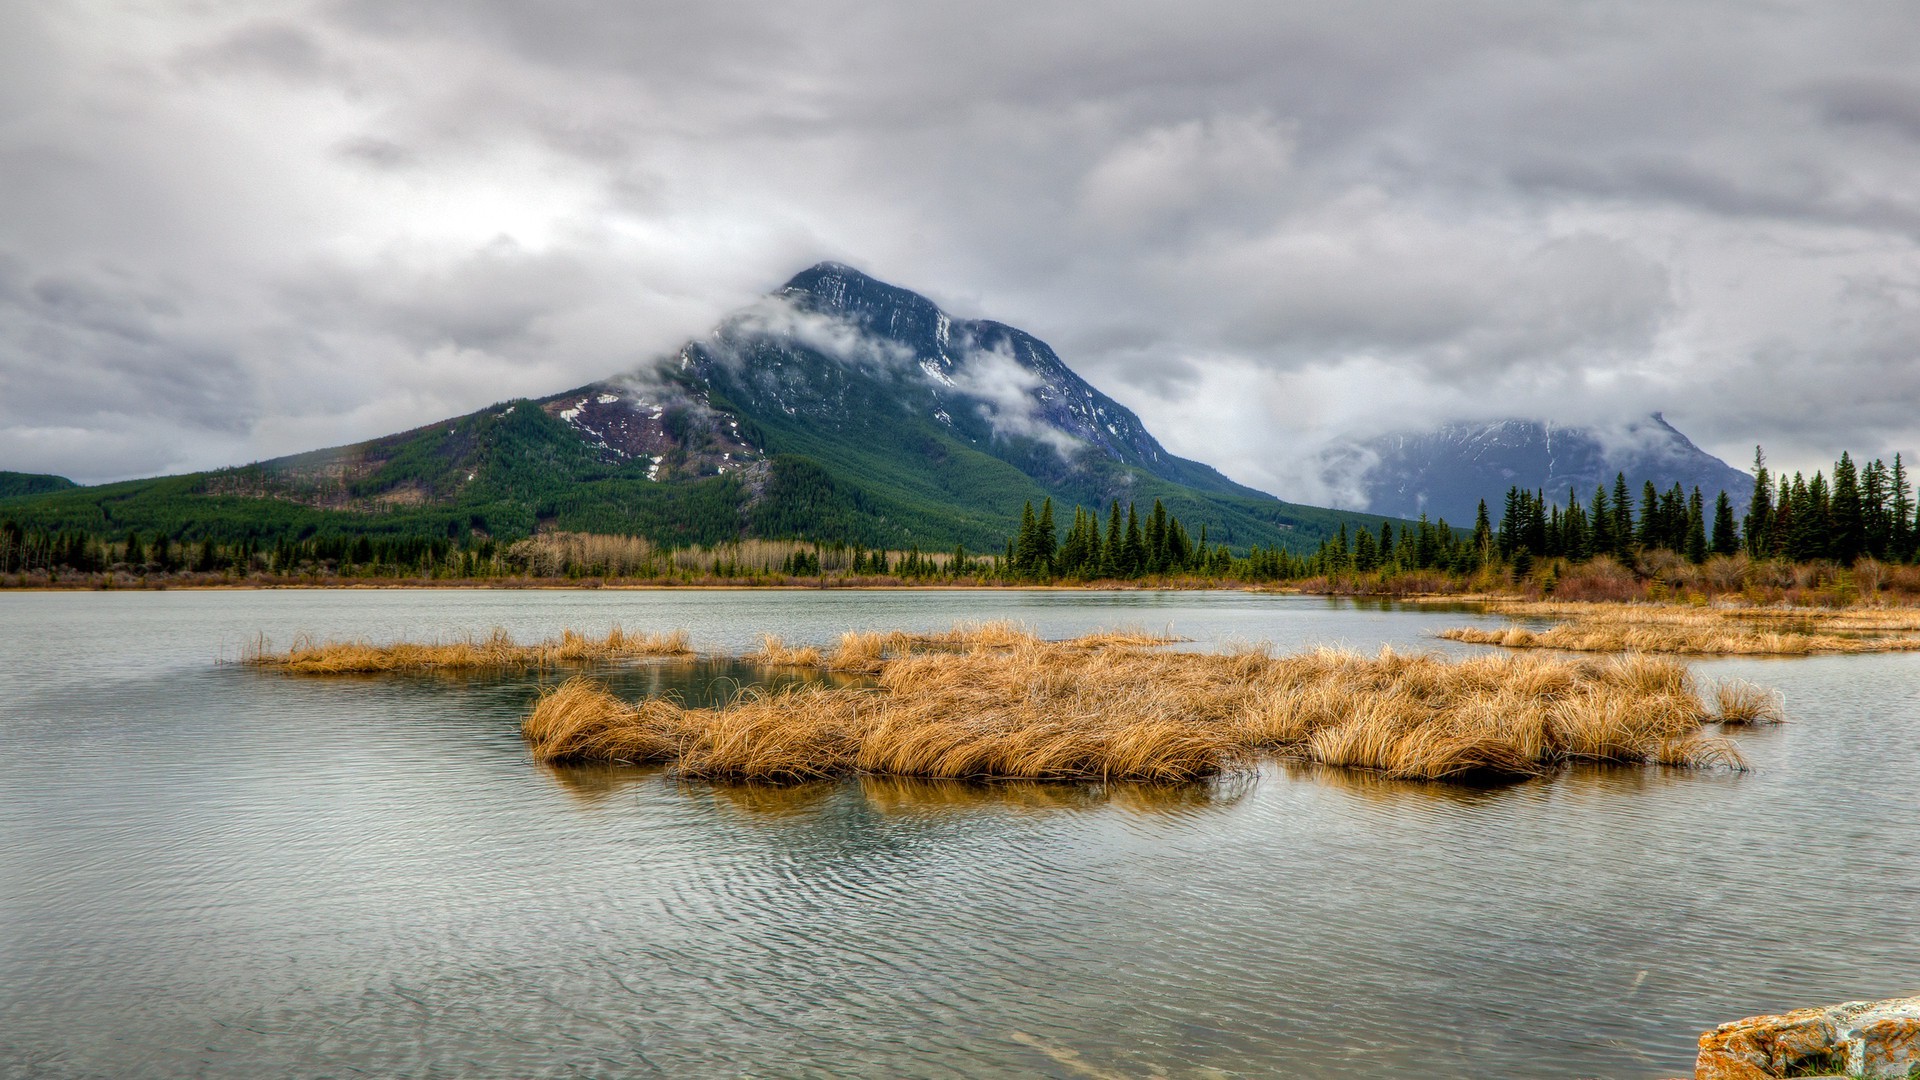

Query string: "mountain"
[[1330, 415, 1754, 524], [0, 472, 77, 499], [2, 264, 1396, 552]]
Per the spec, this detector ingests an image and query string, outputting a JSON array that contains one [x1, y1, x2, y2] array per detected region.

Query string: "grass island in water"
[[1438, 600, 1920, 655], [244, 621, 1782, 784]]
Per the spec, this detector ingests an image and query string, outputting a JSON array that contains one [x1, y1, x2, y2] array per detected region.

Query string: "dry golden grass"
[[1440, 601, 1920, 655], [523, 626, 1755, 785], [245, 626, 693, 673], [1712, 680, 1786, 725], [744, 634, 825, 668]]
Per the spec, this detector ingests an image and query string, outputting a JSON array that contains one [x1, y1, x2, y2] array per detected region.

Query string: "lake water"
[[2, 588, 1917, 1079]]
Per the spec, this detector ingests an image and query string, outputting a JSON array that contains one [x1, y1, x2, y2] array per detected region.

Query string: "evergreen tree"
[[1036, 497, 1057, 575], [1684, 488, 1707, 563], [1014, 501, 1039, 576], [1862, 458, 1891, 559], [1103, 501, 1123, 578], [1121, 503, 1145, 577], [1611, 473, 1634, 556], [1472, 499, 1493, 565], [1145, 499, 1168, 574], [1744, 447, 1773, 559], [1499, 487, 1522, 558], [1637, 482, 1662, 550], [1589, 485, 1612, 558], [1354, 526, 1379, 571], [1892, 454, 1914, 561], [1831, 452, 1863, 563], [1711, 491, 1739, 556]]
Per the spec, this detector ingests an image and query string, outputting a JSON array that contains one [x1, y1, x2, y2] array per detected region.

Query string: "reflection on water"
[[2, 589, 1918, 1080], [541, 767, 1256, 819]]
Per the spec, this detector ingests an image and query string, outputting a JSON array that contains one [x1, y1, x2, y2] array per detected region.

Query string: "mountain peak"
[[1330, 414, 1751, 522]]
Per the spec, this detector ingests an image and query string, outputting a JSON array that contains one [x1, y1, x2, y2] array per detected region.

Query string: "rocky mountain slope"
[[1331, 415, 1754, 524], [4, 265, 1391, 552]]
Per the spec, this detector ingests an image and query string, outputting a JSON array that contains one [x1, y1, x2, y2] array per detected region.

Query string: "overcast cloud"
[[3, 1, 1918, 501]]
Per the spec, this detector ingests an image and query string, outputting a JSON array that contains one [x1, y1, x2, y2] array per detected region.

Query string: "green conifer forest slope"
[[0, 266, 1414, 554]]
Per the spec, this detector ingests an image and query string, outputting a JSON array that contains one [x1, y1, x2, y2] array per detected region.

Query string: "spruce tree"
[[1145, 499, 1168, 574], [1831, 452, 1863, 563], [1744, 447, 1773, 558], [1711, 491, 1739, 556], [1590, 486, 1612, 558], [1015, 501, 1039, 576], [1354, 527, 1378, 571], [1122, 503, 1145, 577], [1472, 500, 1493, 565], [1611, 474, 1634, 556], [1862, 459, 1890, 559], [1103, 501, 1123, 577], [1892, 454, 1914, 561], [1499, 487, 1522, 558], [1637, 482, 1662, 550], [1036, 497, 1057, 576], [1685, 488, 1707, 563]]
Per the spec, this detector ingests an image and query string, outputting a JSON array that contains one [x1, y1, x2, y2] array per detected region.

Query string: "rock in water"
[[1695, 995, 1920, 1078]]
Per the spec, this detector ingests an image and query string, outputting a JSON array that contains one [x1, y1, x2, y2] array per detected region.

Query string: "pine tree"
[[1685, 487, 1707, 563], [1711, 491, 1739, 556], [1354, 527, 1379, 571], [1014, 501, 1039, 576], [1145, 499, 1168, 574], [1102, 501, 1123, 578], [1611, 473, 1634, 556], [1892, 454, 1914, 562], [1831, 452, 1863, 563], [1036, 497, 1057, 576], [1637, 481, 1661, 550], [1744, 447, 1773, 558], [1499, 486, 1522, 558], [1472, 500, 1493, 565], [1122, 503, 1145, 577], [1862, 458, 1891, 559], [1589, 486, 1612, 557]]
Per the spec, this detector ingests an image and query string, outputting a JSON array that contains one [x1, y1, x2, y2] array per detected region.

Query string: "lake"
[[2, 588, 1916, 1078]]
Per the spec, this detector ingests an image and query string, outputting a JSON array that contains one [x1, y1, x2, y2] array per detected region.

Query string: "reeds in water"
[[244, 626, 693, 673], [523, 626, 1753, 785], [1439, 601, 1920, 655]]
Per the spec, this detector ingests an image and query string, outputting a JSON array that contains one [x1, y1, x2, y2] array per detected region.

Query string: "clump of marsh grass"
[[523, 628, 1754, 785], [244, 626, 693, 673], [744, 634, 825, 668], [1711, 680, 1786, 725], [1438, 601, 1920, 655]]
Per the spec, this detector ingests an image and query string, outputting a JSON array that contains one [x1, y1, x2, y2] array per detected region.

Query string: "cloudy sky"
[[5, 1, 1919, 502]]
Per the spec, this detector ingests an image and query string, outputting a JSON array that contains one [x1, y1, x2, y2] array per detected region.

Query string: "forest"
[[3, 447, 1916, 599]]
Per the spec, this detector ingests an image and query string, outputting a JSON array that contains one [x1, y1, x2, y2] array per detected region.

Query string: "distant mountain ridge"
[[2, 264, 1392, 552], [1333, 414, 1753, 524], [0, 471, 77, 499]]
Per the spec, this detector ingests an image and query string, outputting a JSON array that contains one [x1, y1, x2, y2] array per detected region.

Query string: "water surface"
[[2, 589, 1916, 1078]]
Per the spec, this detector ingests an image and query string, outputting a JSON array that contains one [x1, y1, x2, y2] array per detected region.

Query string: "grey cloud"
[[3, 0, 1920, 488]]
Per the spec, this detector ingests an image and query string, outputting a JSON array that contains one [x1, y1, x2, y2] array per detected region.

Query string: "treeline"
[[1001, 496, 1472, 583], [0, 525, 489, 580], [1005, 498, 1235, 580], [1473, 448, 1920, 574]]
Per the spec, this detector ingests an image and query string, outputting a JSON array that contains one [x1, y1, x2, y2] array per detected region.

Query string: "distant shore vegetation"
[[5, 446, 1918, 605]]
